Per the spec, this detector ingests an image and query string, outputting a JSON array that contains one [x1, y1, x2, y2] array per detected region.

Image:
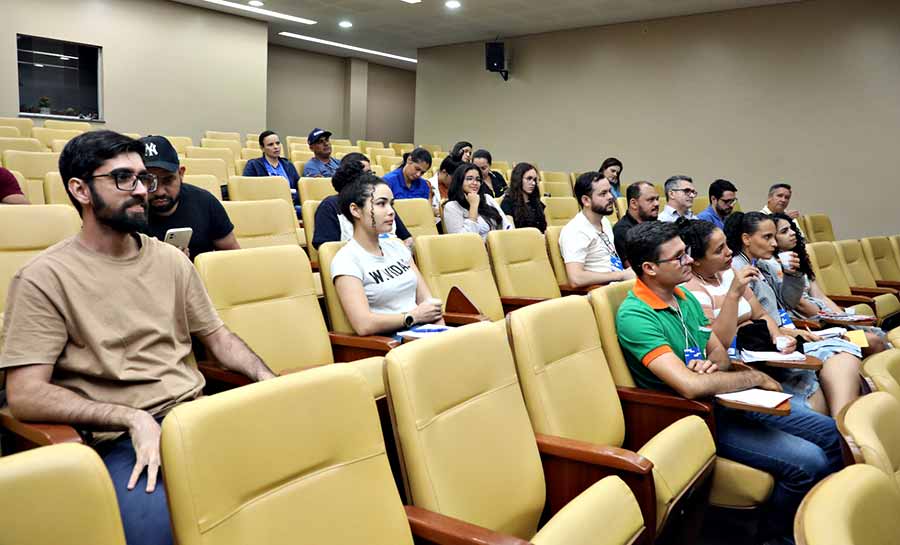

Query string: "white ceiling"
[[172, 0, 798, 70]]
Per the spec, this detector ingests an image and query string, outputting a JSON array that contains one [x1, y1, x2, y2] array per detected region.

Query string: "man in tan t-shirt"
[[0, 131, 275, 545]]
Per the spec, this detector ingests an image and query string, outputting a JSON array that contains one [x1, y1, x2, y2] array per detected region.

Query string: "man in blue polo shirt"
[[302, 128, 340, 177], [696, 178, 738, 229], [383, 147, 433, 201]]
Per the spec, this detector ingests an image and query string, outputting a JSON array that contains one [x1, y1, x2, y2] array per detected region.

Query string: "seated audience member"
[[616, 220, 842, 544], [658, 175, 697, 222], [442, 162, 511, 240], [449, 140, 473, 163], [383, 147, 433, 201], [331, 173, 443, 337], [0, 131, 275, 545], [772, 212, 889, 351], [612, 180, 659, 261], [696, 178, 738, 229], [242, 130, 300, 188], [312, 154, 412, 250], [762, 182, 800, 219], [558, 171, 635, 287], [725, 211, 863, 417], [141, 136, 239, 260], [598, 157, 624, 198], [302, 128, 340, 177], [429, 156, 460, 225], [472, 149, 508, 197], [500, 162, 546, 232], [0, 166, 28, 204]]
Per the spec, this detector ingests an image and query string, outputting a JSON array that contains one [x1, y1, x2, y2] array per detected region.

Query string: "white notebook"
[[716, 389, 793, 409], [740, 350, 807, 363]]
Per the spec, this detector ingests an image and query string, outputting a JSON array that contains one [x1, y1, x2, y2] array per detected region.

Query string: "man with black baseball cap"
[[140, 135, 238, 260], [302, 127, 340, 177]]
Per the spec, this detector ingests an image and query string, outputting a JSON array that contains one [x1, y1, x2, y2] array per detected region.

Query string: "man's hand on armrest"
[[646, 352, 781, 400], [199, 326, 276, 382]]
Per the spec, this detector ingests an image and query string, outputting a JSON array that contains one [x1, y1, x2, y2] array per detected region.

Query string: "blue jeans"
[[714, 393, 844, 538], [98, 433, 173, 545]]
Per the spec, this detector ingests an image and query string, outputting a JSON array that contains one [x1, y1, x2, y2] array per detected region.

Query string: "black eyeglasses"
[[92, 169, 158, 192], [655, 246, 692, 266], [671, 188, 698, 197]]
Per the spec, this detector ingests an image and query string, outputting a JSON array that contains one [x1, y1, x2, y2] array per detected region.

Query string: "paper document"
[[817, 312, 872, 322], [716, 389, 793, 409], [398, 324, 454, 339], [846, 330, 869, 348], [816, 327, 847, 339], [740, 350, 807, 363]]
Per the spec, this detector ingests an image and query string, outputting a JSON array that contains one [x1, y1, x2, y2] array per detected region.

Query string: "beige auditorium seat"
[[837, 391, 900, 491], [368, 147, 395, 163], [42, 172, 72, 205], [50, 139, 73, 153], [241, 147, 261, 159], [186, 146, 235, 176], [391, 198, 438, 239], [357, 140, 384, 154], [538, 181, 573, 198], [540, 171, 570, 185], [44, 119, 92, 132], [487, 228, 561, 305], [420, 143, 442, 154], [7, 170, 42, 204], [300, 200, 320, 265], [317, 241, 355, 335], [802, 214, 836, 243], [544, 225, 598, 295], [794, 463, 900, 545], [200, 137, 242, 162], [290, 147, 315, 163], [692, 196, 709, 215], [0, 117, 34, 137], [836, 238, 900, 291], [3, 151, 60, 204], [163, 136, 193, 155], [385, 320, 647, 545], [182, 174, 223, 200], [542, 196, 579, 227], [32, 127, 83, 150], [204, 130, 239, 141], [371, 165, 384, 177], [492, 160, 511, 173], [222, 199, 303, 249], [228, 175, 293, 204], [0, 126, 20, 137], [389, 142, 414, 155], [378, 154, 402, 173], [298, 177, 336, 203], [234, 158, 248, 176], [0, 137, 44, 160], [863, 348, 900, 402], [0, 443, 126, 545], [181, 157, 229, 184], [332, 145, 361, 156], [861, 236, 900, 284]]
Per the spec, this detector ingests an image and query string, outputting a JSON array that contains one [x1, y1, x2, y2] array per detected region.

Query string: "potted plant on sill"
[[38, 96, 51, 115]]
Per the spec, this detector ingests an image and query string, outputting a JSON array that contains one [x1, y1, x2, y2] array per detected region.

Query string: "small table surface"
[[716, 396, 791, 416], [820, 316, 877, 327]]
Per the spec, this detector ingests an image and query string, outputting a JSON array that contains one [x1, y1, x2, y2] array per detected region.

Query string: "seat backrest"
[[0, 443, 126, 545], [834, 239, 878, 288], [8, 169, 44, 204], [2, 150, 60, 182], [44, 119, 92, 132], [357, 140, 384, 153], [330, 138, 352, 147], [195, 245, 333, 373], [0, 137, 44, 159], [539, 181, 573, 198], [487, 228, 561, 299], [228, 175, 292, 204], [289, 147, 315, 163], [378, 154, 402, 172], [163, 136, 193, 154], [692, 196, 709, 215], [31, 127, 83, 150], [508, 295, 625, 446], [300, 199, 320, 264], [391, 198, 438, 239], [181, 157, 228, 183], [386, 320, 546, 539], [222, 199, 301, 248], [807, 242, 853, 296], [804, 213, 836, 242], [43, 172, 72, 206], [545, 225, 569, 286], [542, 196, 579, 227], [540, 170, 570, 185], [200, 138, 242, 161], [0, 204, 81, 309], [420, 144, 442, 154], [182, 174, 223, 200], [838, 391, 900, 491], [186, 146, 235, 175], [0, 116, 34, 137], [861, 237, 900, 282], [162, 364, 410, 545], [204, 130, 240, 141], [389, 142, 414, 155], [240, 147, 260, 159], [492, 160, 511, 173], [863, 349, 900, 404], [318, 241, 355, 334], [414, 233, 504, 321], [298, 177, 336, 203], [367, 147, 395, 160], [795, 464, 900, 545], [590, 280, 639, 387]]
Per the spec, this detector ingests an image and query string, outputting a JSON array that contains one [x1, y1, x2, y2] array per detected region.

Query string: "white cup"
[[775, 336, 791, 351], [778, 251, 793, 269]]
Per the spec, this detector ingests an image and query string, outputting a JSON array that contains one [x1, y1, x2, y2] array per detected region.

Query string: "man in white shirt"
[[559, 171, 636, 287], [658, 175, 697, 222], [761, 182, 805, 238]]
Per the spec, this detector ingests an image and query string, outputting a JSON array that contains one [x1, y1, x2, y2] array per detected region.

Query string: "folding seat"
[[0, 126, 20, 137], [330, 138, 352, 147], [186, 146, 235, 176], [228, 176, 293, 206], [803, 213, 836, 242], [32, 127, 83, 150], [834, 239, 900, 292], [692, 196, 709, 215], [204, 130, 240, 141], [368, 147, 396, 165], [298, 177, 336, 203], [794, 463, 900, 545], [241, 147, 260, 159], [486, 228, 561, 307], [3, 151, 60, 204], [300, 200, 320, 266], [357, 140, 384, 154], [492, 160, 511, 173], [0, 444, 126, 545], [432, 150, 448, 160], [244, 139, 257, 149], [861, 236, 900, 284], [837, 391, 900, 489], [589, 281, 777, 512], [538, 181, 573, 198], [507, 295, 717, 540], [540, 170, 570, 185], [193, 245, 392, 391], [222, 199, 303, 249], [0, 116, 34, 137], [332, 145, 361, 156], [285, 135, 306, 150], [200, 137, 242, 162], [372, 165, 385, 176], [0, 137, 44, 161], [182, 174, 223, 200], [163, 136, 193, 154], [50, 139, 72, 152], [181, 157, 229, 184], [290, 149, 314, 163], [389, 142, 414, 155], [391, 198, 438, 239], [44, 119, 91, 132], [378, 154, 401, 172], [42, 172, 72, 205], [244, 132, 259, 145], [544, 225, 596, 295], [862, 349, 900, 403], [542, 196, 579, 226], [385, 320, 647, 545], [420, 143, 442, 154], [5, 170, 38, 204], [293, 160, 306, 177], [235, 158, 248, 176]]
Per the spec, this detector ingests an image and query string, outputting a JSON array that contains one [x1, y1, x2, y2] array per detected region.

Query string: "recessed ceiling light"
[[247, 0, 263, 6], [279, 32, 417, 64], [34, 63, 45, 68], [200, 0, 316, 25], [339, 20, 353, 28], [400, 0, 422, 3], [445, 0, 461, 8]]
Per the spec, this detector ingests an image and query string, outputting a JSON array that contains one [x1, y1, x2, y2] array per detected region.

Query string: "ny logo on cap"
[[145, 143, 158, 157]]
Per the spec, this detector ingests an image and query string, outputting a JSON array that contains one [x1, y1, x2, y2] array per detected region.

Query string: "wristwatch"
[[403, 313, 415, 328]]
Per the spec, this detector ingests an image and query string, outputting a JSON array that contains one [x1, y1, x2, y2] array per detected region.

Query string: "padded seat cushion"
[[708, 457, 775, 508], [345, 357, 385, 398]]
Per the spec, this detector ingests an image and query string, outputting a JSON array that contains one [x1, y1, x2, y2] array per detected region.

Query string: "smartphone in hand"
[[164, 227, 192, 252]]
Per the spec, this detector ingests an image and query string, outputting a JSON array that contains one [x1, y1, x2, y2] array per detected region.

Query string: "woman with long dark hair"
[[449, 140, 473, 163], [500, 162, 546, 232], [442, 163, 511, 240]]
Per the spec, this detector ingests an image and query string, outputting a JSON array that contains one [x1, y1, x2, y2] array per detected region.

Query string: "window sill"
[[18, 112, 105, 123]]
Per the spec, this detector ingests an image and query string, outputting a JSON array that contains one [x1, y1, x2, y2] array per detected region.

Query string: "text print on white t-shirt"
[[368, 258, 412, 284]]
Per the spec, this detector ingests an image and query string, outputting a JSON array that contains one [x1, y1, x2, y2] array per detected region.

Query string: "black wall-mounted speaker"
[[485, 42, 505, 72]]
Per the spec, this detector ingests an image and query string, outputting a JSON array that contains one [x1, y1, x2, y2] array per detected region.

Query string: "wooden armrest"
[[535, 433, 656, 543], [197, 361, 252, 387], [309, 261, 319, 272], [443, 312, 489, 325], [792, 318, 823, 330], [850, 286, 897, 297], [559, 283, 601, 295], [828, 294, 874, 305], [616, 386, 715, 448], [329, 332, 399, 362], [405, 505, 530, 545], [500, 296, 547, 313], [0, 408, 83, 449], [875, 280, 900, 290]]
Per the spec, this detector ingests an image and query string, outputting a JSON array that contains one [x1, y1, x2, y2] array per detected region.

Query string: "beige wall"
[[0, 0, 268, 142], [367, 63, 416, 145], [415, 0, 900, 239]]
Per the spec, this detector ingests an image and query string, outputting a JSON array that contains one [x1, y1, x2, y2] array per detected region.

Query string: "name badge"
[[683, 346, 704, 363], [610, 255, 624, 271], [778, 308, 796, 329]]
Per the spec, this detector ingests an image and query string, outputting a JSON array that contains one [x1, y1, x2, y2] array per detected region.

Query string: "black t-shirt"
[[146, 183, 234, 261], [501, 196, 546, 232]]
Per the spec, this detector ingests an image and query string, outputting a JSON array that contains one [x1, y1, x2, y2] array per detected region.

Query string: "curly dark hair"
[[676, 218, 719, 261], [772, 212, 815, 279]]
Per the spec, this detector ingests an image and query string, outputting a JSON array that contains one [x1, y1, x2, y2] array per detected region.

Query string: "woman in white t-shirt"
[[331, 173, 443, 336], [442, 163, 512, 240]]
